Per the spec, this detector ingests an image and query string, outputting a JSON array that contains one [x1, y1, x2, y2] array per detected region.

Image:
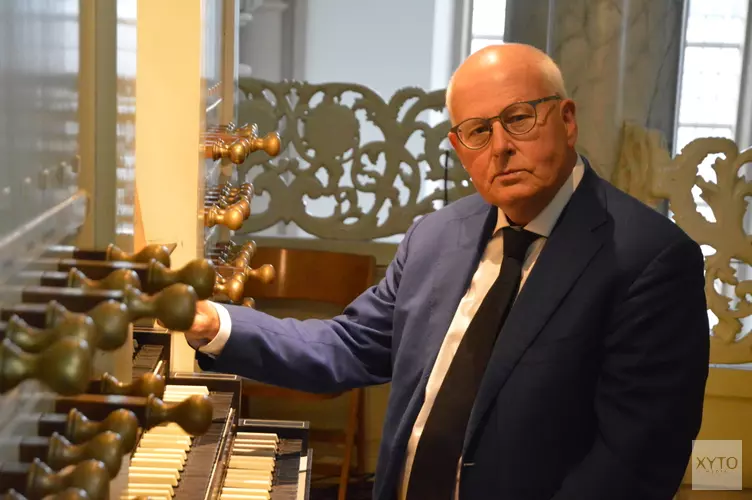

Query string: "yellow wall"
[[682, 366, 752, 488]]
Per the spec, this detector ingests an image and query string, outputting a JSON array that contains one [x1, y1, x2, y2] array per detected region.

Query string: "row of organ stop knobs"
[[0, 239, 276, 499], [203, 122, 281, 232]]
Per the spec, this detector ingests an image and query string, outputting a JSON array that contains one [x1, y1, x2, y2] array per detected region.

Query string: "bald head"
[[446, 43, 567, 124]]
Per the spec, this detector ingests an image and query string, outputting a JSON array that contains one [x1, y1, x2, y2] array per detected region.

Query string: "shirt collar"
[[494, 154, 585, 237]]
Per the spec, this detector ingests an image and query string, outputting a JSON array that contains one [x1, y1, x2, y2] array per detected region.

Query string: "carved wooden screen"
[[235, 77, 475, 242]]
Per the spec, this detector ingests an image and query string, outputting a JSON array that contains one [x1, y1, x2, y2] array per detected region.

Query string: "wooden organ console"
[[0, 0, 312, 499]]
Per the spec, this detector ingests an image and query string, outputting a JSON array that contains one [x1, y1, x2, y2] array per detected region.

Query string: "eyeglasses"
[[450, 95, 562, 150]]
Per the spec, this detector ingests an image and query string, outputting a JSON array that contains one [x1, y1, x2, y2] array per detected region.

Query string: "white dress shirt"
[[199, 157, 585, 499]]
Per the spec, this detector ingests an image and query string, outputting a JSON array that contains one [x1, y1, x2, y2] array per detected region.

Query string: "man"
[[186, 43, 710, 499]]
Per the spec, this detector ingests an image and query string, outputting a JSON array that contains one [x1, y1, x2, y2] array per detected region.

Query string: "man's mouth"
[[496, 169, 526, 178]]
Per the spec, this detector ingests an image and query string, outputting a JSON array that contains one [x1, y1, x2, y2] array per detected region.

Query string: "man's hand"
[[183, 300, 220, 349]]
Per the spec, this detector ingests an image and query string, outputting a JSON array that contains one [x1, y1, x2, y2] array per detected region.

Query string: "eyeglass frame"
[[449, 94, 563, 150]]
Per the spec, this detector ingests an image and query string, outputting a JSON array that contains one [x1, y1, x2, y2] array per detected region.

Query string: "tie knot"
[[501, 226, 539, 261]]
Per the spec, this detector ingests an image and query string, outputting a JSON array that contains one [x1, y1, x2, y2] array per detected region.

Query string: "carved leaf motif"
[[651, 137, 752, 363]]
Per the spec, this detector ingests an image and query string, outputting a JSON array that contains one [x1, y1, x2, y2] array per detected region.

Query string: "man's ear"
[[447, 132, 469, 170], [448, 131, 459, 150], [560, 99, 578, 147]]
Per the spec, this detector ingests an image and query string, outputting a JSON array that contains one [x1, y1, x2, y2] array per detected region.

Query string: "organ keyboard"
[[119, 341, 312, 500]]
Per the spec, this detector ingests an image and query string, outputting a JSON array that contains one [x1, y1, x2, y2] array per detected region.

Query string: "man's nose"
[[489, 120, 513, 155]]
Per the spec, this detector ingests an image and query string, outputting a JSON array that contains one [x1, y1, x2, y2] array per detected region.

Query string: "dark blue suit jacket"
[[197, 164, 709, 499]]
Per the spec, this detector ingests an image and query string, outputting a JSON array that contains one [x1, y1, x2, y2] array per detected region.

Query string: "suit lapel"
[[463, 167, 610, 454]]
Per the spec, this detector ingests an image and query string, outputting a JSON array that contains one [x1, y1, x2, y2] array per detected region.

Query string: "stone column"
[[505, 0, 684, 181]]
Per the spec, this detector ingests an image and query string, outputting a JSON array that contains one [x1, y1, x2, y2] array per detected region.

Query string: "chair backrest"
[[244, 247, 376, 309]]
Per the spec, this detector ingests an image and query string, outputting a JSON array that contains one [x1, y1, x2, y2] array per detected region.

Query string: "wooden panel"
[[680, 367, 752, 489]]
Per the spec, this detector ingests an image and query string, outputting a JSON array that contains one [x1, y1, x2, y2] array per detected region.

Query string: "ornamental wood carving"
[[650, 137, 752, 364], [235, 77, 474, 240]]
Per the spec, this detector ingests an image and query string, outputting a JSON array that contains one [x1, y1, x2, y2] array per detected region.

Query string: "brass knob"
[[66, 408, 139, 453], [204, 205, 246, 231], [244, 264, 275, 284], [233, 123, 258, 139], [146, 394, 213, 436], [0, 337, 92, 396], [10, 300, 129, 352], [212, 121, 235, 132], [230, 250, 251, 268], [70, 301, 130, 351], [231, 183, 254, 198], [233, 198, 251, 218], [5, 313, 94, 353], [99, 372, 165, 398], [242, 297, 255, 308], [145, 259, 216, 300], [214, 185, 253, 203], [206, 194, 250, 213], [26, 458, 109, 500], [213, 275, 246, 304], [208, 138, 250, 165], [47, 431, 124, 478], [248, 131, 281, 157], [66, 268, 142, 291], [123, 284, 198, 331], [228, 241, 257, 268], [106, 243, 172, 267]]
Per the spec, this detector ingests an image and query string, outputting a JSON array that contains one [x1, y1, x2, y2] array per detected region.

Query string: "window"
[[468, 0, 507, 55], [673, 0, 749, 208]]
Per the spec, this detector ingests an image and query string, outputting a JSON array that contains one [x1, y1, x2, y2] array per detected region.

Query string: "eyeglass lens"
[[456, 102, 537, 149]]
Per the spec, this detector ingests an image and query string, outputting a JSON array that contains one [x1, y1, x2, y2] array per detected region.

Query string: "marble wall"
[[505, 0, 684, 181]]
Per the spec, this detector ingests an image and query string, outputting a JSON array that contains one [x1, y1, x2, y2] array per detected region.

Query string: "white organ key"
[[222, 477, 272, 489], [228, 456, 275, 469], [162, 385, 209, 403], [139, 434, 192, 450], [147, 423, 191, 437], [121, 484, 174, 496], [128, 471, 179, 486], [127, 466, 181, 481], [164, 384, 209, 394], [121, 493, 171, 500], [220, 488, 270, 499], [232, 448, 276, 457], [233, 442, 277, 449], [140, 431, 192, 443], [219, 494, 270, 500], [130, 455, 184, 470], [236, 432, 278, 443], [132, 453, 186, 467], [134, 446, 187, 460], [225, 469, 273, 481]]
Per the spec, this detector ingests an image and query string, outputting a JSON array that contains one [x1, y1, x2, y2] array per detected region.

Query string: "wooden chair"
[[241, 246, 376, 500]]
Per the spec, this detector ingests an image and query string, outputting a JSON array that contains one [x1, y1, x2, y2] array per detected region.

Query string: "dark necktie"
[[405, 225, 540, 499]]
